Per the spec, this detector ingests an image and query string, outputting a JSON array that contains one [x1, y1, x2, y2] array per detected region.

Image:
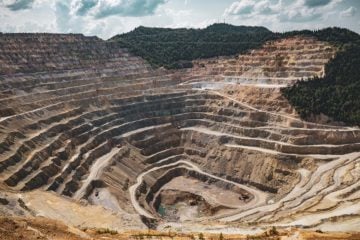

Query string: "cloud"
[[225, 0, 341, 24], [69, 0, 167, 19], [1, 0, 34, 11], [1, 0, 358, 39], [225, 0, 278, 16], [278, 1, 324, 23], [279, 10, 322, 22], [51, 0, 169, 38], [72, 0, 97, 16], [340, 6, 356, 17], [225, 0, 256, 15], [304, 0, 331, 8], [55, 1, 71, 32], [52, 0, 147, 38]]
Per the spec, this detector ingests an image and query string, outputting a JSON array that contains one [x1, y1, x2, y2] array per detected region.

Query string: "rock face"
[[191, 36, 336, 86], [0, 33, 359, 234], [0, 33, 152, 75]]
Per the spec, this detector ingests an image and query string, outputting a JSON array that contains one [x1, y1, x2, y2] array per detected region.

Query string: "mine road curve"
[[73, 147, 121, 200], [128, 160, 269, 219], [218, 151, 360, 222]]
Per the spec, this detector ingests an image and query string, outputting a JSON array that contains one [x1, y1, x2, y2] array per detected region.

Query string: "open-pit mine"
[[0, 33, 359, 239]]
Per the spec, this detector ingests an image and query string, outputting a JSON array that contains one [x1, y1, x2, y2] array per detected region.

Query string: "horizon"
[[0, 0, 359, 39], [1, 23, 358, 40]]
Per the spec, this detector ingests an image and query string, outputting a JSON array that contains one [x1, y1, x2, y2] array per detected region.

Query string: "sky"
[[0, 0, 359, 39]]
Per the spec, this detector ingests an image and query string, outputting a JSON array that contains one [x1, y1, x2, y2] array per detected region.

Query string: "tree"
[[219, 232, 224, 240], [269, 226, 279, 236], [122, 178, 129, 191], [281, 43, 360, 126], [199, 232, 205, 240]]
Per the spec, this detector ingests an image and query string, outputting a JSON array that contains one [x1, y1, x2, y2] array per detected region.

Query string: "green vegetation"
[[269, 226, 278, 236], [122, 178, 130, 191], [282, 41, 360, 125], [198, 232, 205, 240], [158, 204, 166, 216], [17, 198, 31, 212], [274, 27, 360, 125], [280, 27, 360, 125], [95, 228, 118, 235], [0, 198, 9, 205], [281, 27, 360, 46], [109, 23, 274, 69], [111, 23, 360, 125], [110, 23, 359, 70], [131, 230, 191, 239]]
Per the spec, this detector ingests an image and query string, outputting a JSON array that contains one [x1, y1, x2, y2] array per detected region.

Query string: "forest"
[[281, 27, 360, 125], [282, 41, 360, 125], [109, 24, 274, 69], [110, 24, 359, 69]]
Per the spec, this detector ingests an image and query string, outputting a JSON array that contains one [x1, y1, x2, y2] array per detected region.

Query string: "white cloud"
[[224, 0, 282, 16], [68, 0, 168, 19], [304, 0, 331, 8], [224, 0, 344, 31], [340, 6, 356, 18], [0, 0, 34, 11], [278, 1, 323, 23], [225, 0, 256, 15], [0, 0, 359, 38], [47, 0, 173, 38]]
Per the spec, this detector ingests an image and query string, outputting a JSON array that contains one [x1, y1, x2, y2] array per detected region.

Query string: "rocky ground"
[[2, 216, 360, 240]]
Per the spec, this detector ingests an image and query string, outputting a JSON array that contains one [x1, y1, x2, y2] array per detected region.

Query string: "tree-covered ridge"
[[281, 43, 360, 125], [109, 24, 274, 69], [281, 27, 360, 46], [110, 24, 359, 69], [111, 23, 360, 125]]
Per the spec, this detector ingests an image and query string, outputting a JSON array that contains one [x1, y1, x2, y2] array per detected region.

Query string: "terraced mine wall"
[[191, 36, 336, 86], [0, 33, 359, 233], [0, 33, 151, 75]]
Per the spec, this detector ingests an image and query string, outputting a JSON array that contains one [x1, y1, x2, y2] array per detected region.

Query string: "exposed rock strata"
[[0, 33, 359, 233]]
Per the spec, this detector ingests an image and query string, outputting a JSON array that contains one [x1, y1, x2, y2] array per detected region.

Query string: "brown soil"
[[0, 216, 87, 240], [221, 85, 296, 115], [2, 216, 360, 240]]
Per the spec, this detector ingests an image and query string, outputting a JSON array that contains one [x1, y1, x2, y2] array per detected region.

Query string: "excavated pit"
[[156, 189, 235, 222], [135, 166, 254, 221], [155, 175, 253, 222], [0, 34, 359, 232]]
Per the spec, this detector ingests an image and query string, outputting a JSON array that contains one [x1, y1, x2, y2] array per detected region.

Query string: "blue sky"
[[0, 0, 359, 39]]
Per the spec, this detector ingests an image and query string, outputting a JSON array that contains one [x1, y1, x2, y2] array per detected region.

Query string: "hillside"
[[282, 43, 360, 125], [111, 23, 360, 125], [0, 33, 150, 75], [109, 23, 274, 69], [191, 36, 335, 85], [109, 24, 359, 70]]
